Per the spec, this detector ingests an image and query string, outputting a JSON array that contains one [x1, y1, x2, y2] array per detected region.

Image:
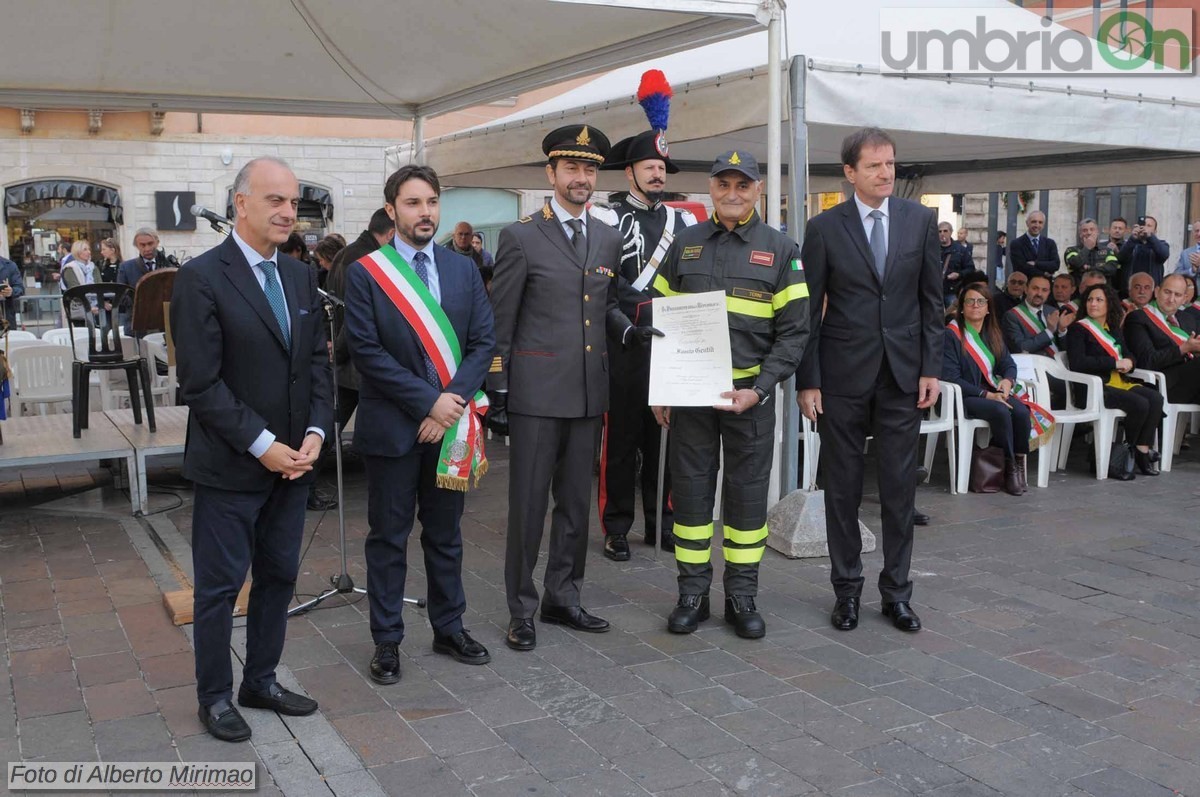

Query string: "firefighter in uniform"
[[649, 151, 810, 639], [486, 124, 657, 652], [595, 72, 698, 562]]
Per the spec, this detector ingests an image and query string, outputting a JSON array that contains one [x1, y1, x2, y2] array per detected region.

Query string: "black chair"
[[61, 283, 156, 438]]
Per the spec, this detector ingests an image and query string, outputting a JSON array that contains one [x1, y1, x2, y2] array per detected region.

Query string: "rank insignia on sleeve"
[[681, 245, 703, 260], [489, 356, 503, 373], [749, 250, 775, 267], [594, 266, 615, 278]]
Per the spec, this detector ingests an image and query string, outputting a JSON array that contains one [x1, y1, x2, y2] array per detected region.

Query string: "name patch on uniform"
[[594, 266, 616, 278], [730, 287, 771, 303], [749, 250, 775, 267], [681, 245, 704, 260]]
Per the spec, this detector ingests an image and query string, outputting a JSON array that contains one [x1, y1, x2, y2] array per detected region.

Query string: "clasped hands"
[[258, 432, 323, 479], [419, 392, 468, 444]]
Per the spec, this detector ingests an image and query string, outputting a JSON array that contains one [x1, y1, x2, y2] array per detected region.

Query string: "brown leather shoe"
[[1003, 458, 1022, 496]]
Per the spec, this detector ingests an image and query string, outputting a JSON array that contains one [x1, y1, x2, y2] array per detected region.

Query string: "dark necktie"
[[566, 218, 587, 259], [868, 210, 886, 279], [1169, 313, 1179, 327], [1031, 237, 1040, 255], [257, 260, 290, 351], [1037, 308, 1045, 327], [411, 251, 441, 388], [145, 260, 155, 271]]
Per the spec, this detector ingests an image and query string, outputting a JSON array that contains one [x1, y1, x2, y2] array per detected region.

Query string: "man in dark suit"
[[116, 228, 172, 333], [344, 166, 495, 684], [487, 124, 648, 652], [1008, 211, 1060, 279], [171, 157, 332, 742], [1124, 274, 1200, 403], [797, 127, 942, 634]]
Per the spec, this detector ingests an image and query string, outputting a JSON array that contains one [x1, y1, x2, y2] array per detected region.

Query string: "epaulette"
[[518, 215, 532, 224], [589, 204, 619, 227]]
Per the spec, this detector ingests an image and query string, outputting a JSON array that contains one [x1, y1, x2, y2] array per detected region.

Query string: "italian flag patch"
[[791, 258, 804, 271]]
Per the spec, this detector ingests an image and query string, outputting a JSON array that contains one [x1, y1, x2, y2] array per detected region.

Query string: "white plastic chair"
[[1011, 354, 1063, 489], [7, 344, 74, 415], [1046, 353, 1126, 479], [1, 337, 51, 353], [1125, 368, 1200, 473], [920, 380, 957, 494], [950, 382, 994, 495], [3, 330, 38, 341]]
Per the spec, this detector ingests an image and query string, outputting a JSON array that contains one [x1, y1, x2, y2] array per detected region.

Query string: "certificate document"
[[648, 291, 734, 407]]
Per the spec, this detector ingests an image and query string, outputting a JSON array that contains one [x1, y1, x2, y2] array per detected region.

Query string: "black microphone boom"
[[191, 204, 232, 230]]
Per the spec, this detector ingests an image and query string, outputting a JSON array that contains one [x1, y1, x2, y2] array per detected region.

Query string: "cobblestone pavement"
[[2, 441, 1199, 796]]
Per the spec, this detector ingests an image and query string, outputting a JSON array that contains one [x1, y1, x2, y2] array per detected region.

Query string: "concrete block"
[[766, 489, 875, 559]]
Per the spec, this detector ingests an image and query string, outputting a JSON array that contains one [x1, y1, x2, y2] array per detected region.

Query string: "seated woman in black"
[[943, 283, 1031, 496], [1065, 283, 1164, 477]]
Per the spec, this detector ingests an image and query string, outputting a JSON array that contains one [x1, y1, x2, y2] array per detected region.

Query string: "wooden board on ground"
[[163, 582, 250, 625]]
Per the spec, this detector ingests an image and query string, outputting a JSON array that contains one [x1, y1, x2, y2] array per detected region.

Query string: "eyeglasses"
[[961, 298, 989, 307]]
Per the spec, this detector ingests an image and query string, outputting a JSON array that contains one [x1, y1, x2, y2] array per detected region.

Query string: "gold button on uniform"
[[583, 295, 590, 302], [585, 319, 591, 327], [586, 345, 592, 352]]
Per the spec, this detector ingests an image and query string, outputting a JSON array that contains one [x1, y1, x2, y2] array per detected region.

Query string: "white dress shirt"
[[854, 194, 890, 254], [550, 196, 588, 242], [393, 235, 441, 303]]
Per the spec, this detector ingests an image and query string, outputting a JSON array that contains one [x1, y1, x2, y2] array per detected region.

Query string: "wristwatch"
[[752, 386, 771, 407]]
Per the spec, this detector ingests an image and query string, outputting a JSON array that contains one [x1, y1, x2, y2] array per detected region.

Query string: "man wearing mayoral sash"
[[344, 165, 496, 684]]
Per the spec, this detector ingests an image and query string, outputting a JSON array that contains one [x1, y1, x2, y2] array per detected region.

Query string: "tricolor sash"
[[1077, 317, 1124, 359], [1191, 300, 1200, 313], [1142, 301, 1190, 352], [1010, 303, 1058, 355], [949, 320, 1055, 449], [358, 245, 489, 490]]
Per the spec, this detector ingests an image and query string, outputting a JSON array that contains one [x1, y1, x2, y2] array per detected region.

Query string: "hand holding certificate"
[[648, 291, 734, 408]]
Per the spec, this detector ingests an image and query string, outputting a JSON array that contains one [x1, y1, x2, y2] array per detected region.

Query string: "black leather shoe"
[[667, 594, 710, 634], [831, 597, 859, 631], [199, 699, 251, 742], [237, 681, 318, 716], [540, 605, 610, 633], [913, 510, 930, 526], [506, 618, 536, 651], [369, 642, 401, 685], [915, 465, 929, 482], [660, 528, 676, 553], [724, 595, 765, 639], [433, 630, 491, 665], [643, 528, 657, 546], [1135, 450, 1160, 476], [604, 534, 631, 561], [306, 488, 338, 511], [882, 601, 922, 632]]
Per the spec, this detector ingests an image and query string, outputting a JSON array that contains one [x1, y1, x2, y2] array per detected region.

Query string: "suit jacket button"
[[882, 327, 889, 334], [584, 294, 590, 302], [586, 345, 592, 352], [585, 319, 591, 327]]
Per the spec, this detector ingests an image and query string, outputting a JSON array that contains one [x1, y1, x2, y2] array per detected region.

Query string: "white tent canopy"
[[0, 0, 767, 119], [404, 0, 1200, 193]]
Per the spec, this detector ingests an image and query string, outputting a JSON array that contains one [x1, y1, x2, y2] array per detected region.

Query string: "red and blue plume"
[[637, 69, 672, 132]]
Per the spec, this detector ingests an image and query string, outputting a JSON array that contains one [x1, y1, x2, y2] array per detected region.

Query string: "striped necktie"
[[411, 252, 441, 388]]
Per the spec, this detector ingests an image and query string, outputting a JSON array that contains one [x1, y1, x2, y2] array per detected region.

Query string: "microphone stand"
[[290, 288, 425, 615]]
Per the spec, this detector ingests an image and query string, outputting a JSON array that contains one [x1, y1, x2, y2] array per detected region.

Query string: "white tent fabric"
[[0, 0, 765, 119], [405, 0, 1200, 192]]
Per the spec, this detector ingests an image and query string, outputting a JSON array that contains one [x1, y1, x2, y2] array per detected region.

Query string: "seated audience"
[[1051, 273, 1077, 313], [1123, 272, 1155, 318], [943, 283, 1031, 496], [992, 270, 1027, 317], [1123, 274, 1200, 404], [1003, 274, 1069, 407], [1066, 284, 1164, 477]]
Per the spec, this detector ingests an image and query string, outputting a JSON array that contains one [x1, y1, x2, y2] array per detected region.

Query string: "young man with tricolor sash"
[[1002, 273, 1071, 407], [1124, 273, 1200, 405], [344, 165, 496, 685]]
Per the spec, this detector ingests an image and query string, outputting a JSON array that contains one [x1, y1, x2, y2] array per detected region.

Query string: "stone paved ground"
[[2, 439, 1200, 797]]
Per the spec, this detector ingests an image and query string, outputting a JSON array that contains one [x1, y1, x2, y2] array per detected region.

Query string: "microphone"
[[190, 204, 232, 228], [316, 287, 344, 307]]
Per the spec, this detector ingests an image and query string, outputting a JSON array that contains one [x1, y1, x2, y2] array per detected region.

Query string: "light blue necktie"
[[258, 260, 290, 351], [411, 251, 441, 388], [868, 210, 887, 279]]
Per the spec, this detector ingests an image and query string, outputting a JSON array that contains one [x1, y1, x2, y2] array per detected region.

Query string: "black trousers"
[[364, 447, 466, 644], [1165, 360, 1200, 404], [192, 479, 307, 707], [505, 413, 601, 618], [599, 351, 671, 539], [337, 386, 359, 432], [1103, 385, 1165, 447], [670, 399, 774, 597], [819, 362, 920, 603], [962, 395, 1031, 458]]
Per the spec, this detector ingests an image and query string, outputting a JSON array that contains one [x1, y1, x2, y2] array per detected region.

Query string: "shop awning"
[[4, 180, 124, 225]]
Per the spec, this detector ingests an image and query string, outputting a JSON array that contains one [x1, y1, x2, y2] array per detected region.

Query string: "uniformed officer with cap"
[[595, 81, 697, 563], [649, 150, 810, 639], [487, 124, 659, 652]]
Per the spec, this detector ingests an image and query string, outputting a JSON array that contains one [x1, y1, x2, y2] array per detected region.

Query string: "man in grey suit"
[[487, 124, 655, 651], [797, 127, 942, 635]]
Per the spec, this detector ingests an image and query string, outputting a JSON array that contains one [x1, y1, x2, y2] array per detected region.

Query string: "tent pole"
[[780, 54, 807, 499], [413, 115, 427, 165], [766, 9, 782, 229]]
